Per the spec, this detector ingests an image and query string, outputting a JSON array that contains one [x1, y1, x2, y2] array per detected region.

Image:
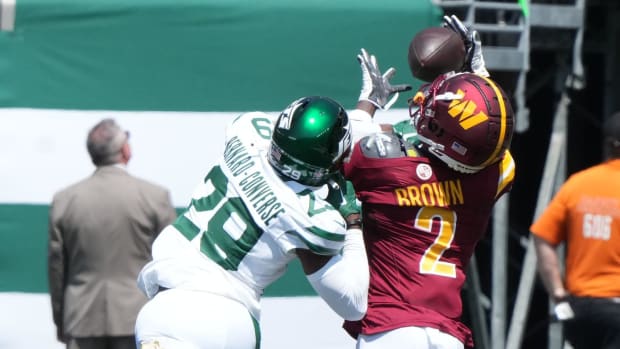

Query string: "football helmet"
[[410, 72, 514, 173], [269, 96, 352, 186]]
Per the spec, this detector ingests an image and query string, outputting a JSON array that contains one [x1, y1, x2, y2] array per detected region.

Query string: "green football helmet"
[[269, 96, 352, 186]]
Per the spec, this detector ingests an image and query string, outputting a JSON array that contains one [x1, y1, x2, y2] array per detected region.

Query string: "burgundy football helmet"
[[410, 72, 514, 173]]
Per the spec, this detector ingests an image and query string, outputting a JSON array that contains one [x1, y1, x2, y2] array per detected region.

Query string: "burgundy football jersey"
[[343, 138, 515, 348]]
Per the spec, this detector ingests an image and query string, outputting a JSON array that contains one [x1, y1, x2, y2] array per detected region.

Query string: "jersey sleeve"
[[225, 111, 275, 149], [276, 186, 348, 256]]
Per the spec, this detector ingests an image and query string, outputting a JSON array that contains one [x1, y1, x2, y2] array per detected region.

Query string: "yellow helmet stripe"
[[479, 75, 507, 167]]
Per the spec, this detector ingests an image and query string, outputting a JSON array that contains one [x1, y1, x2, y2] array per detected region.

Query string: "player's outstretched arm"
[[350, 48, 411, 142], [442, 15, 490, 77], [297, 223, 369, 321], [357, 48, 411, 111]]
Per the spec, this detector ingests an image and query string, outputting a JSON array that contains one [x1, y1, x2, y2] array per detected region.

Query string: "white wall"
[[1, 108, 407, 206], [0, 293, 357, 349]]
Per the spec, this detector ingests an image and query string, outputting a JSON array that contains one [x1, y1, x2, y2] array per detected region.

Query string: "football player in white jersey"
[[135, 96, 370, 349]]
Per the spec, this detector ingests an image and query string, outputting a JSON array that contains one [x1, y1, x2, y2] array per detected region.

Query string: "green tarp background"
[[0, 205, 312, 295], [1, 0, 440, 111], [0, 0, 441, 294]]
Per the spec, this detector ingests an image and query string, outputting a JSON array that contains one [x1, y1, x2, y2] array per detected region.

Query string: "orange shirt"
[[530, 159, 620, 298]]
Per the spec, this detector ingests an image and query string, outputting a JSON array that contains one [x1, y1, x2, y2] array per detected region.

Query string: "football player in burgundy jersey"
[[344, 71, 515, 349]]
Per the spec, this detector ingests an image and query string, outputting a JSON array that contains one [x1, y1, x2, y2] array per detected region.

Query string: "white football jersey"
[[137, 112, 348, 319]]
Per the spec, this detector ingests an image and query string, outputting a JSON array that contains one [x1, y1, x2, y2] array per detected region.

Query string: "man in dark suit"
[[48, 118, 177, 349]]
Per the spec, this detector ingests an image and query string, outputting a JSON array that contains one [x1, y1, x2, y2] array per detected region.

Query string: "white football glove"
[[358, 48, 411, 110], [443, 15, 490, 77]]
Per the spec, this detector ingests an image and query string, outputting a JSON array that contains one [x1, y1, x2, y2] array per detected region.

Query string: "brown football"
[[408, 26, 466, 82]]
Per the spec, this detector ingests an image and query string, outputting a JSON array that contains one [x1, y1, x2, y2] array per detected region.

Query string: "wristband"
[[346, 217, 363, 229]]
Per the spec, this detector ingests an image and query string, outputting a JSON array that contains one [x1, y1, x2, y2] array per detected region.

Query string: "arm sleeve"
[[348, 109, 381, 146], [306, 229, 369, 321]]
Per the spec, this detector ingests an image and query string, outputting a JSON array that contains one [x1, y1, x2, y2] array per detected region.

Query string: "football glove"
[[358, 48, 411, 110], [442, 15, 490, 77], [326, 173, 360, 219]]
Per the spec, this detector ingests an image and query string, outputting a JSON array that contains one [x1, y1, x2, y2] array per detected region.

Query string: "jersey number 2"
[[415, 207, 457, 278]]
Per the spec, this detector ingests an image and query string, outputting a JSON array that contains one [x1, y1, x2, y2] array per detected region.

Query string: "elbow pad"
[[306, 229, 369, 320]]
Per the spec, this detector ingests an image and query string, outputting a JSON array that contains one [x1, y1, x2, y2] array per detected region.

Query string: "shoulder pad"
[[360, 133, 410, 159]]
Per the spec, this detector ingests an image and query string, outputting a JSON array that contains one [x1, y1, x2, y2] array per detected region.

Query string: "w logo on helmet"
[[447, 89, 489, 130]]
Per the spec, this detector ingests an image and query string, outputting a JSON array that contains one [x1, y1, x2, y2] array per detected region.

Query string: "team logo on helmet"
[[277, 98, 303, 130], [337, 121, 352, 161], [409, 72, 514, 174], [447, 89, 489, 130]]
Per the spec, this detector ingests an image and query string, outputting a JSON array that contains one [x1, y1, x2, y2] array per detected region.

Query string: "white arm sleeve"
[[349, 109, 381, 145], [306, 229, 369, 321]]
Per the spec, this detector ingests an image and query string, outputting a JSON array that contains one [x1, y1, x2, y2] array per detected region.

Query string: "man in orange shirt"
[[531, 111, 620, 349]]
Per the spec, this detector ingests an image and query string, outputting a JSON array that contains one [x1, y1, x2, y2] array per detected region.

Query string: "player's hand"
[[357, 48, 411, 110], [442, 15, 490, 77], [327, 174, 361, 218]]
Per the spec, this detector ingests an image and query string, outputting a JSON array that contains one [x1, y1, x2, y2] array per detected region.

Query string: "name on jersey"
[[224, 136, 285, 225], [394, 179, 464, 207]]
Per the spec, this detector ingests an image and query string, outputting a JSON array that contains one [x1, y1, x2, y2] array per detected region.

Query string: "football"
[[408, 26, 466, 82]]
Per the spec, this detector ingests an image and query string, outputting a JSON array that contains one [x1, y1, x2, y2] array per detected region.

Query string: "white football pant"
[[357, 326, 464, 349], [135, 288, 258, 349]]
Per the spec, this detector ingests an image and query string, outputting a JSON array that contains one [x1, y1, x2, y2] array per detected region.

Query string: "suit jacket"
[[48, 165, 177, 338]]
